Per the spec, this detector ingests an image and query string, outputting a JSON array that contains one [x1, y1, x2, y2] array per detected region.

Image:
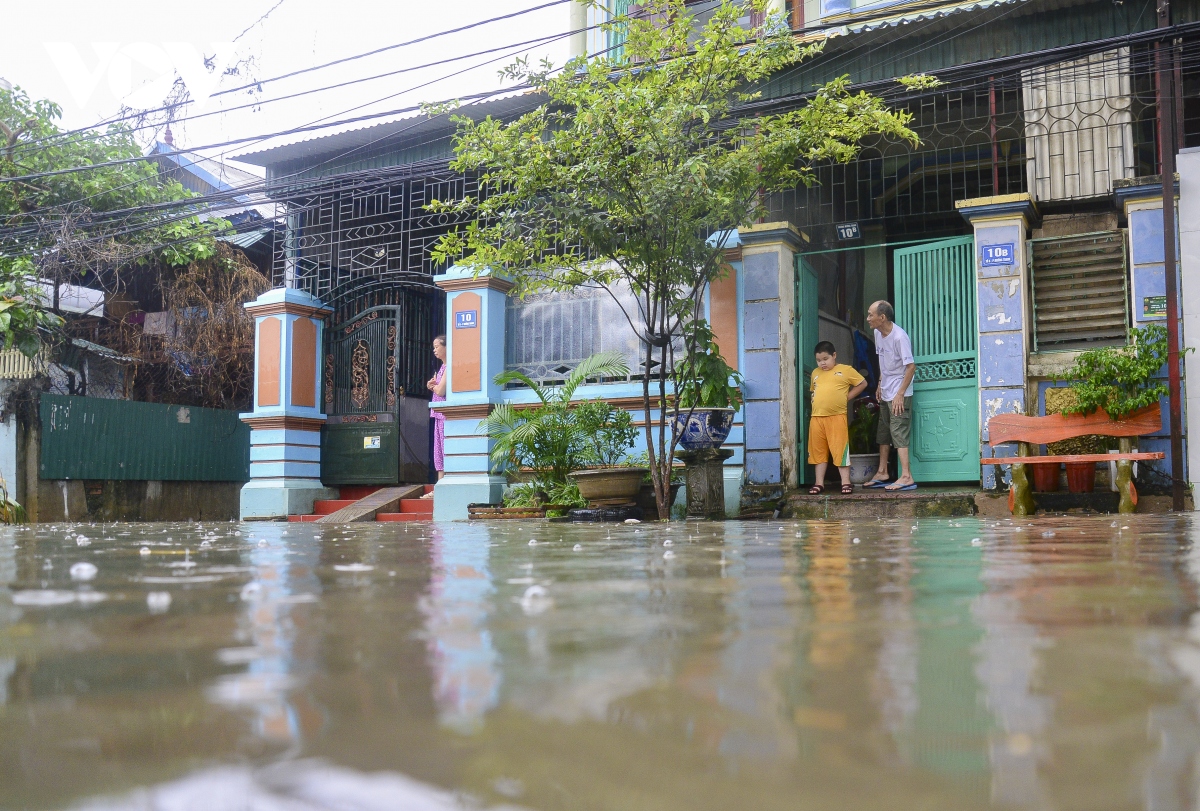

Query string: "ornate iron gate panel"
[[893, 236, 980, 483], [321, 293, 442, 486]]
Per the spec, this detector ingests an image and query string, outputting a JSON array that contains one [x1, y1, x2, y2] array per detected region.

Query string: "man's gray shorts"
[[877, 397, 912, 449]]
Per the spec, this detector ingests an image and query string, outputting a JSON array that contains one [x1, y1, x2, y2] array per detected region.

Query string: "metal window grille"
[[504, 283, 651, 385], [1030, 230, 1128, 352]]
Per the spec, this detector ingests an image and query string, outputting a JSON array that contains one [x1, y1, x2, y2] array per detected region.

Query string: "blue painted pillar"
[[737, 222, 804, 491], [431, 266, 512, 520], [240, 288, 337, 519], [1115, 176, 1183, 484], [956, 194, 1038, 490]]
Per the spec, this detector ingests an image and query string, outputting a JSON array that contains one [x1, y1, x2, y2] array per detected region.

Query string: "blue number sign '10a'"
[[981, 243, 1016, 267], [835, 221, 861, 241], [455, 310, 478, 329]]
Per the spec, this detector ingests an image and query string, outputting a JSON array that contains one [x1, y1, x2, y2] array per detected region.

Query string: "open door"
[[795, 256, 819, 486]]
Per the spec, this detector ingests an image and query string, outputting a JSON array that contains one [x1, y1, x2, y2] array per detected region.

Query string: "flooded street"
[[2, 516, 1200, 810]]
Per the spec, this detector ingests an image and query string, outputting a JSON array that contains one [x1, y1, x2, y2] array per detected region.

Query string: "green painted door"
[[795, 257, 819, 486], [893, 237, 980, 482]]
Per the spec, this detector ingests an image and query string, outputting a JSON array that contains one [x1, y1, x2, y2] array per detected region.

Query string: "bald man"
[[863, 300, 916, 491]]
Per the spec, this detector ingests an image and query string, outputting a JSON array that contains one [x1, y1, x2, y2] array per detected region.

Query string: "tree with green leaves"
[[433, 0, 923, 518], [0, 85, 219, 356]]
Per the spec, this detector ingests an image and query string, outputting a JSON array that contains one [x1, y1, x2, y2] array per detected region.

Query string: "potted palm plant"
[[669, 322, 744, 450], [479, 352, 646, 506]]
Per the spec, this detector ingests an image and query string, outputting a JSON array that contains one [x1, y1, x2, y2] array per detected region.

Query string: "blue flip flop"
[[886, 483, 918, 491], [863, 479, 889, 489]]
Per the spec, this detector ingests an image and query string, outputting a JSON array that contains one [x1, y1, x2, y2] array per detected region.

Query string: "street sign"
[[981, 243, 1016, 266], [835, 222, 861, 241], [455, 310, 477, 329]]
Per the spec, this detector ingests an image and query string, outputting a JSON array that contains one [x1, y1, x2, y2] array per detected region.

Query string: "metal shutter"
[[1030, 230, 1128, 351]]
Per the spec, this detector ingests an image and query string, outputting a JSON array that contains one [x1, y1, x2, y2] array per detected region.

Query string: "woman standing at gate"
[[426, 335, 448, 492]]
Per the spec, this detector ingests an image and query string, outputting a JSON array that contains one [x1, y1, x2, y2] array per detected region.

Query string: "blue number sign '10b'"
[[455, 310, 478, 329], [835, 222, 860, 241], [981, 243, 1016, 267]]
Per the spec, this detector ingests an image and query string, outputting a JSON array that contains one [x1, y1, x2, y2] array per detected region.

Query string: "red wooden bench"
[[982, 403, 1165, 515]]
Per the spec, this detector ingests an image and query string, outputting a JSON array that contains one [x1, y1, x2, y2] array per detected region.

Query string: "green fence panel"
[[39, 395, 250, 482]]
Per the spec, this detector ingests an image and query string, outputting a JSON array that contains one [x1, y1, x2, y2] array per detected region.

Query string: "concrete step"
[[375, 512, 431, 522], [398, 498, 433, 515], [337, 486, 385, 501], [313, 499, 356, 515], [779, 486, 980, 519]]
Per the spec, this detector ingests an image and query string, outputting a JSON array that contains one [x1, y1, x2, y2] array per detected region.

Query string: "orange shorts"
[[808, 414, 850, 466]]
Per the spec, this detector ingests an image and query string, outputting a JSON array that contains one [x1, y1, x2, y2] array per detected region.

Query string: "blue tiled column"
[[737, 222, 804, 490], [956, 195, 1037, 490], [431, 266, 512, 520], [239, 288, 337, 519], [1115, 176, 1183, 484]]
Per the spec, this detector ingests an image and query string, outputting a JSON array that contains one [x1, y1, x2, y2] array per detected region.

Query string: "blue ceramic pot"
[[670, 407, 735, 451]]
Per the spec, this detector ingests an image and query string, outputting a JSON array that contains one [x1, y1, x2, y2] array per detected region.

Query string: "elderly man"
[[863, 300, 917, 491]]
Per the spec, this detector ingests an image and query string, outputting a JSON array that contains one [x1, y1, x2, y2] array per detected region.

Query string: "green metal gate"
[[893, 236, 980, 482], [795, 257, 819, 486]]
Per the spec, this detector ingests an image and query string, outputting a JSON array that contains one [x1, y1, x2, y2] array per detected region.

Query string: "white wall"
[[1177, 147, 1200, 503]]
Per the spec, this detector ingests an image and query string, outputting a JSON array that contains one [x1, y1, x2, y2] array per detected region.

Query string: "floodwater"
[[2, 517, 1200, 810]]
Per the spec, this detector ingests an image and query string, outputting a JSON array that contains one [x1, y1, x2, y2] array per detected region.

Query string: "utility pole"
[[1156, 0, 1185, 510]]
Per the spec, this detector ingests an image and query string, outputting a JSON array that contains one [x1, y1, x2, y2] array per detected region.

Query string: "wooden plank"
[[984, 452, 1164, 465], [316, 485, 425, 523], [987, 404, 1162, 447]]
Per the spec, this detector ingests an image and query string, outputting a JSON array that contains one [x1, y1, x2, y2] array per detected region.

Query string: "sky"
[[0, 0, 578, 175]]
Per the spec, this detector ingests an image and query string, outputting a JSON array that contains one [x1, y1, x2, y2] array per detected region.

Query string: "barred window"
[[1030, 231, 1128, 351]]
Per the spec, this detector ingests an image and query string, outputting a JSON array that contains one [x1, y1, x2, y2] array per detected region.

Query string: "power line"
[[7, 8, 1194, 249], [4, 28, 582, 162], [8, 0, 576, 152]]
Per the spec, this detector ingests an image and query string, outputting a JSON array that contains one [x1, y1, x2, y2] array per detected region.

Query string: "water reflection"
[[0, 516, 1198, 809], [419, 523, 500, 732]]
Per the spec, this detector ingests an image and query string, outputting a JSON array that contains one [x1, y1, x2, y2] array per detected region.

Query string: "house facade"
[[234, 0, 1200, 519]]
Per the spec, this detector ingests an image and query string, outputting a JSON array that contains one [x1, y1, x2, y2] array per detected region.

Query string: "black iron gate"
[[322, 290, 443, 485]]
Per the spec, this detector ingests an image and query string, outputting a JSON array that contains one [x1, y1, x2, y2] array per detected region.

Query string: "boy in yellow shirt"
[[808, 341, 868, 495]]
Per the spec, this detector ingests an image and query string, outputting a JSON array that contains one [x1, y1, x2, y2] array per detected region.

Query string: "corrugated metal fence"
[[40, 395, 249, 481]]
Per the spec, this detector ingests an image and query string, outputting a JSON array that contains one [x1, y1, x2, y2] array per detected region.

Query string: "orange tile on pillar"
[[258, 317, 281, 406], [452, 291, 482, 393], [710, 266, 739, 370], [290, 317, 317, 408]]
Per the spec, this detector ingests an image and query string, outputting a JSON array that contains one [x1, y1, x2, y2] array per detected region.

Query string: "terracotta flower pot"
[[1064, 462, 1096, 493], [1032, 463, 1060, 492]]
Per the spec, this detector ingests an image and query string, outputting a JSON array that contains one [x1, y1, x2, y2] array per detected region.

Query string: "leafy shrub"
[[575, 400, 638, 467], [848, 400, 878, 455], [1058, 324, 1179, 420], [674, 320, 744, 410]]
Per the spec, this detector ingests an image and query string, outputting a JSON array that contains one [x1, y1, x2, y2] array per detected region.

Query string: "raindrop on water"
[[147, 592, 171, 613], [139, 547, 151, 556], [69, 562, 97, 581], [573, 544, 582, 551], [663, 550, 676, 560]]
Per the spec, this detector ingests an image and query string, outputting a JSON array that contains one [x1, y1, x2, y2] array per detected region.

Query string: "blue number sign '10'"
[[981, 243, 1016, 267], [455, 310, 478, 329]]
